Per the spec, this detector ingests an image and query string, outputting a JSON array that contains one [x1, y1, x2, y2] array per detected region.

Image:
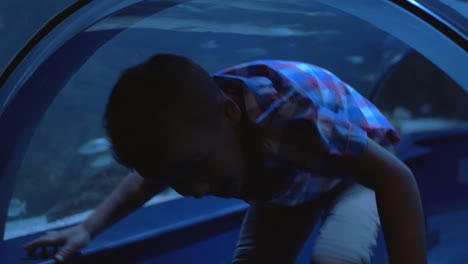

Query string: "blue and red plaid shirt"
[[213, 60, 400, 206]]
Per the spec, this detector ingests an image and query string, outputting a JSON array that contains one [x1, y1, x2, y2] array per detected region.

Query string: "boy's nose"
[[192, 182, 210, 198]]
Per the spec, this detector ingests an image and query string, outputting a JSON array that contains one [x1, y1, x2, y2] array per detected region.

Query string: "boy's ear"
[[223, 98, 242, 124]]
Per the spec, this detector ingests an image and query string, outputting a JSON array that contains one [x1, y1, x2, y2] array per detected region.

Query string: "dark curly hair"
[[103, 54, 223, 174]]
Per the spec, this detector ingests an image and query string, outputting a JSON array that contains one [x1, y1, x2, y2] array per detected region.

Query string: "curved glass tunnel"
[[0, 0, 467, 263]]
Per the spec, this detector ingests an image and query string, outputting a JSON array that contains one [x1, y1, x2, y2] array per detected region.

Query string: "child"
[[25, 54, 427, 263]]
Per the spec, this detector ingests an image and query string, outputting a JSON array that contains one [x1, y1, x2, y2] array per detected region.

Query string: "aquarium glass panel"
[[421, 0, 468, 37], [0, 0, 77, 81], [5, 0, 416, 239], [373, 50, 468, 136], [439, 0, 468, 18]]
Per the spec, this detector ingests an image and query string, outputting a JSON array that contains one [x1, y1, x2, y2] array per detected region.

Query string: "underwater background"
[[1, 0, 468, 263]]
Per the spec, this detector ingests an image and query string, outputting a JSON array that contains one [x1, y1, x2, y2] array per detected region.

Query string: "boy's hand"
[[24, 224, 91, 263]]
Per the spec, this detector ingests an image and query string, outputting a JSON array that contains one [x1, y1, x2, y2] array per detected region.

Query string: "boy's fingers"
[[24, 232, 66, 250], [54, 243, 78, 263], [24, 227, 87, 262], [54, 254, 65, 263], [24, 239, 56, 250]]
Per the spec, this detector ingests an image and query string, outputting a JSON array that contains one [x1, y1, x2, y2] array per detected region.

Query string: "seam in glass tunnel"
[[313, 0, 468, 91], [0, 0, 93, 89], [0, 0, 156, 107], [392, 0, 467, 50], [0, 0, 175, 89], [1, 0, 468, 96], [0, 0, 189, 239]]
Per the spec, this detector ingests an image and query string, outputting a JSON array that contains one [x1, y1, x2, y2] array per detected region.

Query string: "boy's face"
[[139, 97, 245, 199], [171, 123, 245, 198]]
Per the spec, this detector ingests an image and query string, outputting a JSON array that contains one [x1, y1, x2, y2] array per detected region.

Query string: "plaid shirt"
[[213, 60, 400, 206]]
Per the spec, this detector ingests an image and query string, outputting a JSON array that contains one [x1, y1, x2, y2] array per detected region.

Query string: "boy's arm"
[[83, 170, 165, 238], [24, 170, 166, 262], [350, 138, 427, 264]]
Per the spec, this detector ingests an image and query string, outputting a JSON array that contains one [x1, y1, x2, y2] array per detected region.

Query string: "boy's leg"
[[311, 183, 380, 264], [232, 199, 325, 264]]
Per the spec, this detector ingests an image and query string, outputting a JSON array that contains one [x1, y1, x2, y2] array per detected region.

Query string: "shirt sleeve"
[[217, 61, 369, 159], [254, 81, 368, 159]]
